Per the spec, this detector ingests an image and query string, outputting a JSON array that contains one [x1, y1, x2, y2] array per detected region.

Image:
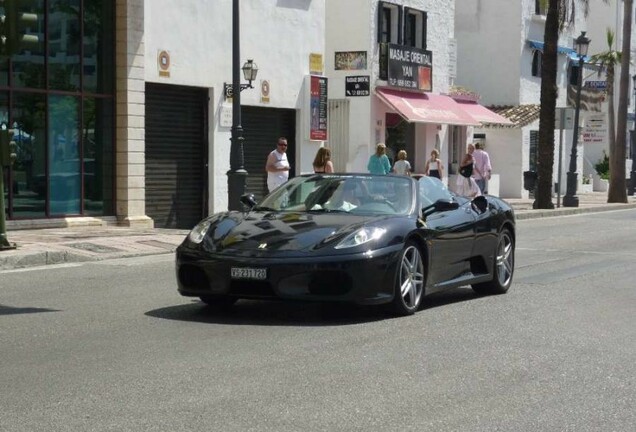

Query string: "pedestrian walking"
[[424, 149, 444, 180], [456, 143, 481, 198], [313, 147, 334, 173], [265, 137, 291, 193], [472, 142, 492, 194], [392, 150, 412, 176], [367, 143, 391, 175]]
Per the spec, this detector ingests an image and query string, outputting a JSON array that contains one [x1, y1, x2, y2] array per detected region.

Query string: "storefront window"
[[11, 0, 46, 89], [11, 92, 47, 219], [2, 0, 114, 220], [48, 95, 80, 215], [48, 0, 81, 91], [83, 0, 114, 94], [83, 97, 113, 215]]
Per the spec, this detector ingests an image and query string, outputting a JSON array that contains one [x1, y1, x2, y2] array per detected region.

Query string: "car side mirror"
[[471, 195, 488, 214], [240, 193, 257, 210]]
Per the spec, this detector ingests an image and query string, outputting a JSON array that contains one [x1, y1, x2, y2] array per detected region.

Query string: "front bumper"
[[175, 244, 402, 305]]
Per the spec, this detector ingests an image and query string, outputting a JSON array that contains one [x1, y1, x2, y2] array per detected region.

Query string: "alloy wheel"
[[399, 245, 424, 309], [496, 232, 514, 287]]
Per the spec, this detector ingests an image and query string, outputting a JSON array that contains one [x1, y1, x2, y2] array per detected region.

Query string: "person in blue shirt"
[[367, 143, 391, 175]]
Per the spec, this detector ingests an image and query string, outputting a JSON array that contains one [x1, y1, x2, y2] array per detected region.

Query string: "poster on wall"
[[310, 76, 328, 141], [386, 43, 433, 91], [335, 51, 367, 70]]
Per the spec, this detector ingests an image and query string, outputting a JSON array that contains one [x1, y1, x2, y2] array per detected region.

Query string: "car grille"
[[308, 271, 352, 296], [230, 280, 277, 298], [179, 265, 209, 289]]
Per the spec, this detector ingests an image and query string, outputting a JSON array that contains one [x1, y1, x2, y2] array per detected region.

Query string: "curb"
[[0, 248, 175, 272], [514, 203, 636, 220]]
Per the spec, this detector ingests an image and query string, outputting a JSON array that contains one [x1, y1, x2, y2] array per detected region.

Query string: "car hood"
[[198, 210, 392, 256]]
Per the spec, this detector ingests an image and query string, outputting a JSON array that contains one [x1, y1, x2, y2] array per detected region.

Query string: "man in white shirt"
[[472, 142, 492, 194], [265, 137, 291, 193]]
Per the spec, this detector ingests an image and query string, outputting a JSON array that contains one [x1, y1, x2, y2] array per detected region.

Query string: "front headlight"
[[334, 227, 386, 249], [188, 220, 212, 244]]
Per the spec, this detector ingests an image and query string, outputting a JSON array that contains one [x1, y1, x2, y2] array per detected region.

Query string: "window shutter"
[[423, 12, 428, 50], [397, 5, 403, 44], [404, 7, 412, 46], [377, 1, 385, 43]]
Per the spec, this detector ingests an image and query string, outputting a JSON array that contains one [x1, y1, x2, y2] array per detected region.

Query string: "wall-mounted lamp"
[[224, 59, 258, 99]]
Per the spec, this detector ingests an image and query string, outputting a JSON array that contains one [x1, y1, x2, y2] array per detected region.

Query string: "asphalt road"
[[1, 209, 635, 432]]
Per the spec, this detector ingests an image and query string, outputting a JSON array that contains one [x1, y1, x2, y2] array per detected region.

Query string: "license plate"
[[231, 267, 267, 280]]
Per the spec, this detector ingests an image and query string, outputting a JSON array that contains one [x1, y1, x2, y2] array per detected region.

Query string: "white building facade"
[[455, 0, 635, 199], [324, 0, 509, 191]]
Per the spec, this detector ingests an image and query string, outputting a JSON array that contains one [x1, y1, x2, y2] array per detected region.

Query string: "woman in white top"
[[425, 149, 443, 180], [455, 144, 481, 197], [392, 150, 411, 176]]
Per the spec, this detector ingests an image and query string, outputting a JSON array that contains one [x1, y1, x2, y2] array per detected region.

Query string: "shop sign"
[[310, 76, 328, 141], [345, 76, 370, 96], [582, 113, 607, 144], [386, 43, 433, 91], [584, 81, 607, 90], [309, 53, 323, 75]]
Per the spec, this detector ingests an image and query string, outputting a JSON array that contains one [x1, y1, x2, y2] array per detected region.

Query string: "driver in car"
[[316, 181, 359, 211]]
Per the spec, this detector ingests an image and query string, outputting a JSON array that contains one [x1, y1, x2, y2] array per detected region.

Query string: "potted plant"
[[594, 152, 610, 192]]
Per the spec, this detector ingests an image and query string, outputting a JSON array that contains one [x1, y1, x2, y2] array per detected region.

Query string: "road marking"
[[0, 263, 84, 274], [93, 254, 174, 266]]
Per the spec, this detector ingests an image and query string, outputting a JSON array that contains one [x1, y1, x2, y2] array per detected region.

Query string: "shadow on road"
[[145, 287, 482, 327], [0, 304, 60, 316]]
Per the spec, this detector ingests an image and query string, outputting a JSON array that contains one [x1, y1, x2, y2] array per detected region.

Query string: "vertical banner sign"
[[387, 43, 433, 91], [310, 76, 328, 141], [309, 53, 324, 75]]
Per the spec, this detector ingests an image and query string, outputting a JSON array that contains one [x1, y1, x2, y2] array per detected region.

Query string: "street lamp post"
[[563, 31, 591, 207], [227, 0, 258, 211], [629, 75, 636, 196]]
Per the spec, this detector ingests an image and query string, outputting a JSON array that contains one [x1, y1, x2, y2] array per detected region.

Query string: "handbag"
[[459, 164, 473, 178]]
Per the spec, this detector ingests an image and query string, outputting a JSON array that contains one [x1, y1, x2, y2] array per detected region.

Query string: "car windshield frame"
[[256, 174, 415, 216], [417, 175, 455, 207]]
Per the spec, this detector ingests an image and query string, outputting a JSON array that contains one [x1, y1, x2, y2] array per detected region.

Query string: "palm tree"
[[589, 29, 621, 175], [608, 0, 633, 203], [535, 0, 612, 209], [534, 0, 562, 209]]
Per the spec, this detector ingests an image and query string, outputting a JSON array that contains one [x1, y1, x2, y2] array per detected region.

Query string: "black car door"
[[423, 201, 476, 288], [470, 197, 499, 275]]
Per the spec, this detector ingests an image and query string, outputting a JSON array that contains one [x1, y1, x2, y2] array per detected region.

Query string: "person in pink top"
[[472, 142, 492, 194]]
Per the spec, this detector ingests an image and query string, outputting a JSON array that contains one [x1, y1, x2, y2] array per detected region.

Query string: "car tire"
[[472, 228, 514, 295], [391, 241, 425, 316], [199, 295, 238, 308]]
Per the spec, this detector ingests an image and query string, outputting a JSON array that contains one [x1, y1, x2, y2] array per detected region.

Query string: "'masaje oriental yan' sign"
[[386, 44, 433, 92]]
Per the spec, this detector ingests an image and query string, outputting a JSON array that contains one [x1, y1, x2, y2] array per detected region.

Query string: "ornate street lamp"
[[226, 0, 258, 211], [563, 31, 590, 207], [629, 75, 636, 196]]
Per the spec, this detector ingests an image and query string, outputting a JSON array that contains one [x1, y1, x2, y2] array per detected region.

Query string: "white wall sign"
[[555, 107, 574, 129], [220, 103, 232, 128], [582, 113, 607, 143]]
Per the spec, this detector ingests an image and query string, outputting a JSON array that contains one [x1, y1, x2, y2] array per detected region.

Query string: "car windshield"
[[257, 175, 414, 216], [418, 175, 454, 207]]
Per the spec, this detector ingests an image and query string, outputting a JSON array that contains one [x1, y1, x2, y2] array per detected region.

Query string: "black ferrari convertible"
[[176, 174, 515, 315]]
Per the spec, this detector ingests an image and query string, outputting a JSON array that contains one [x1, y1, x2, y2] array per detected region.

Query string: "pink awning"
[[455, 101, 514, 126], [376, 88, 480, 126]]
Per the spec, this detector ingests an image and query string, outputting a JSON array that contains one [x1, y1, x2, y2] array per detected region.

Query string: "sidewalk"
[[2, 192, 636, 271], [1, 226, 189, 271]]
